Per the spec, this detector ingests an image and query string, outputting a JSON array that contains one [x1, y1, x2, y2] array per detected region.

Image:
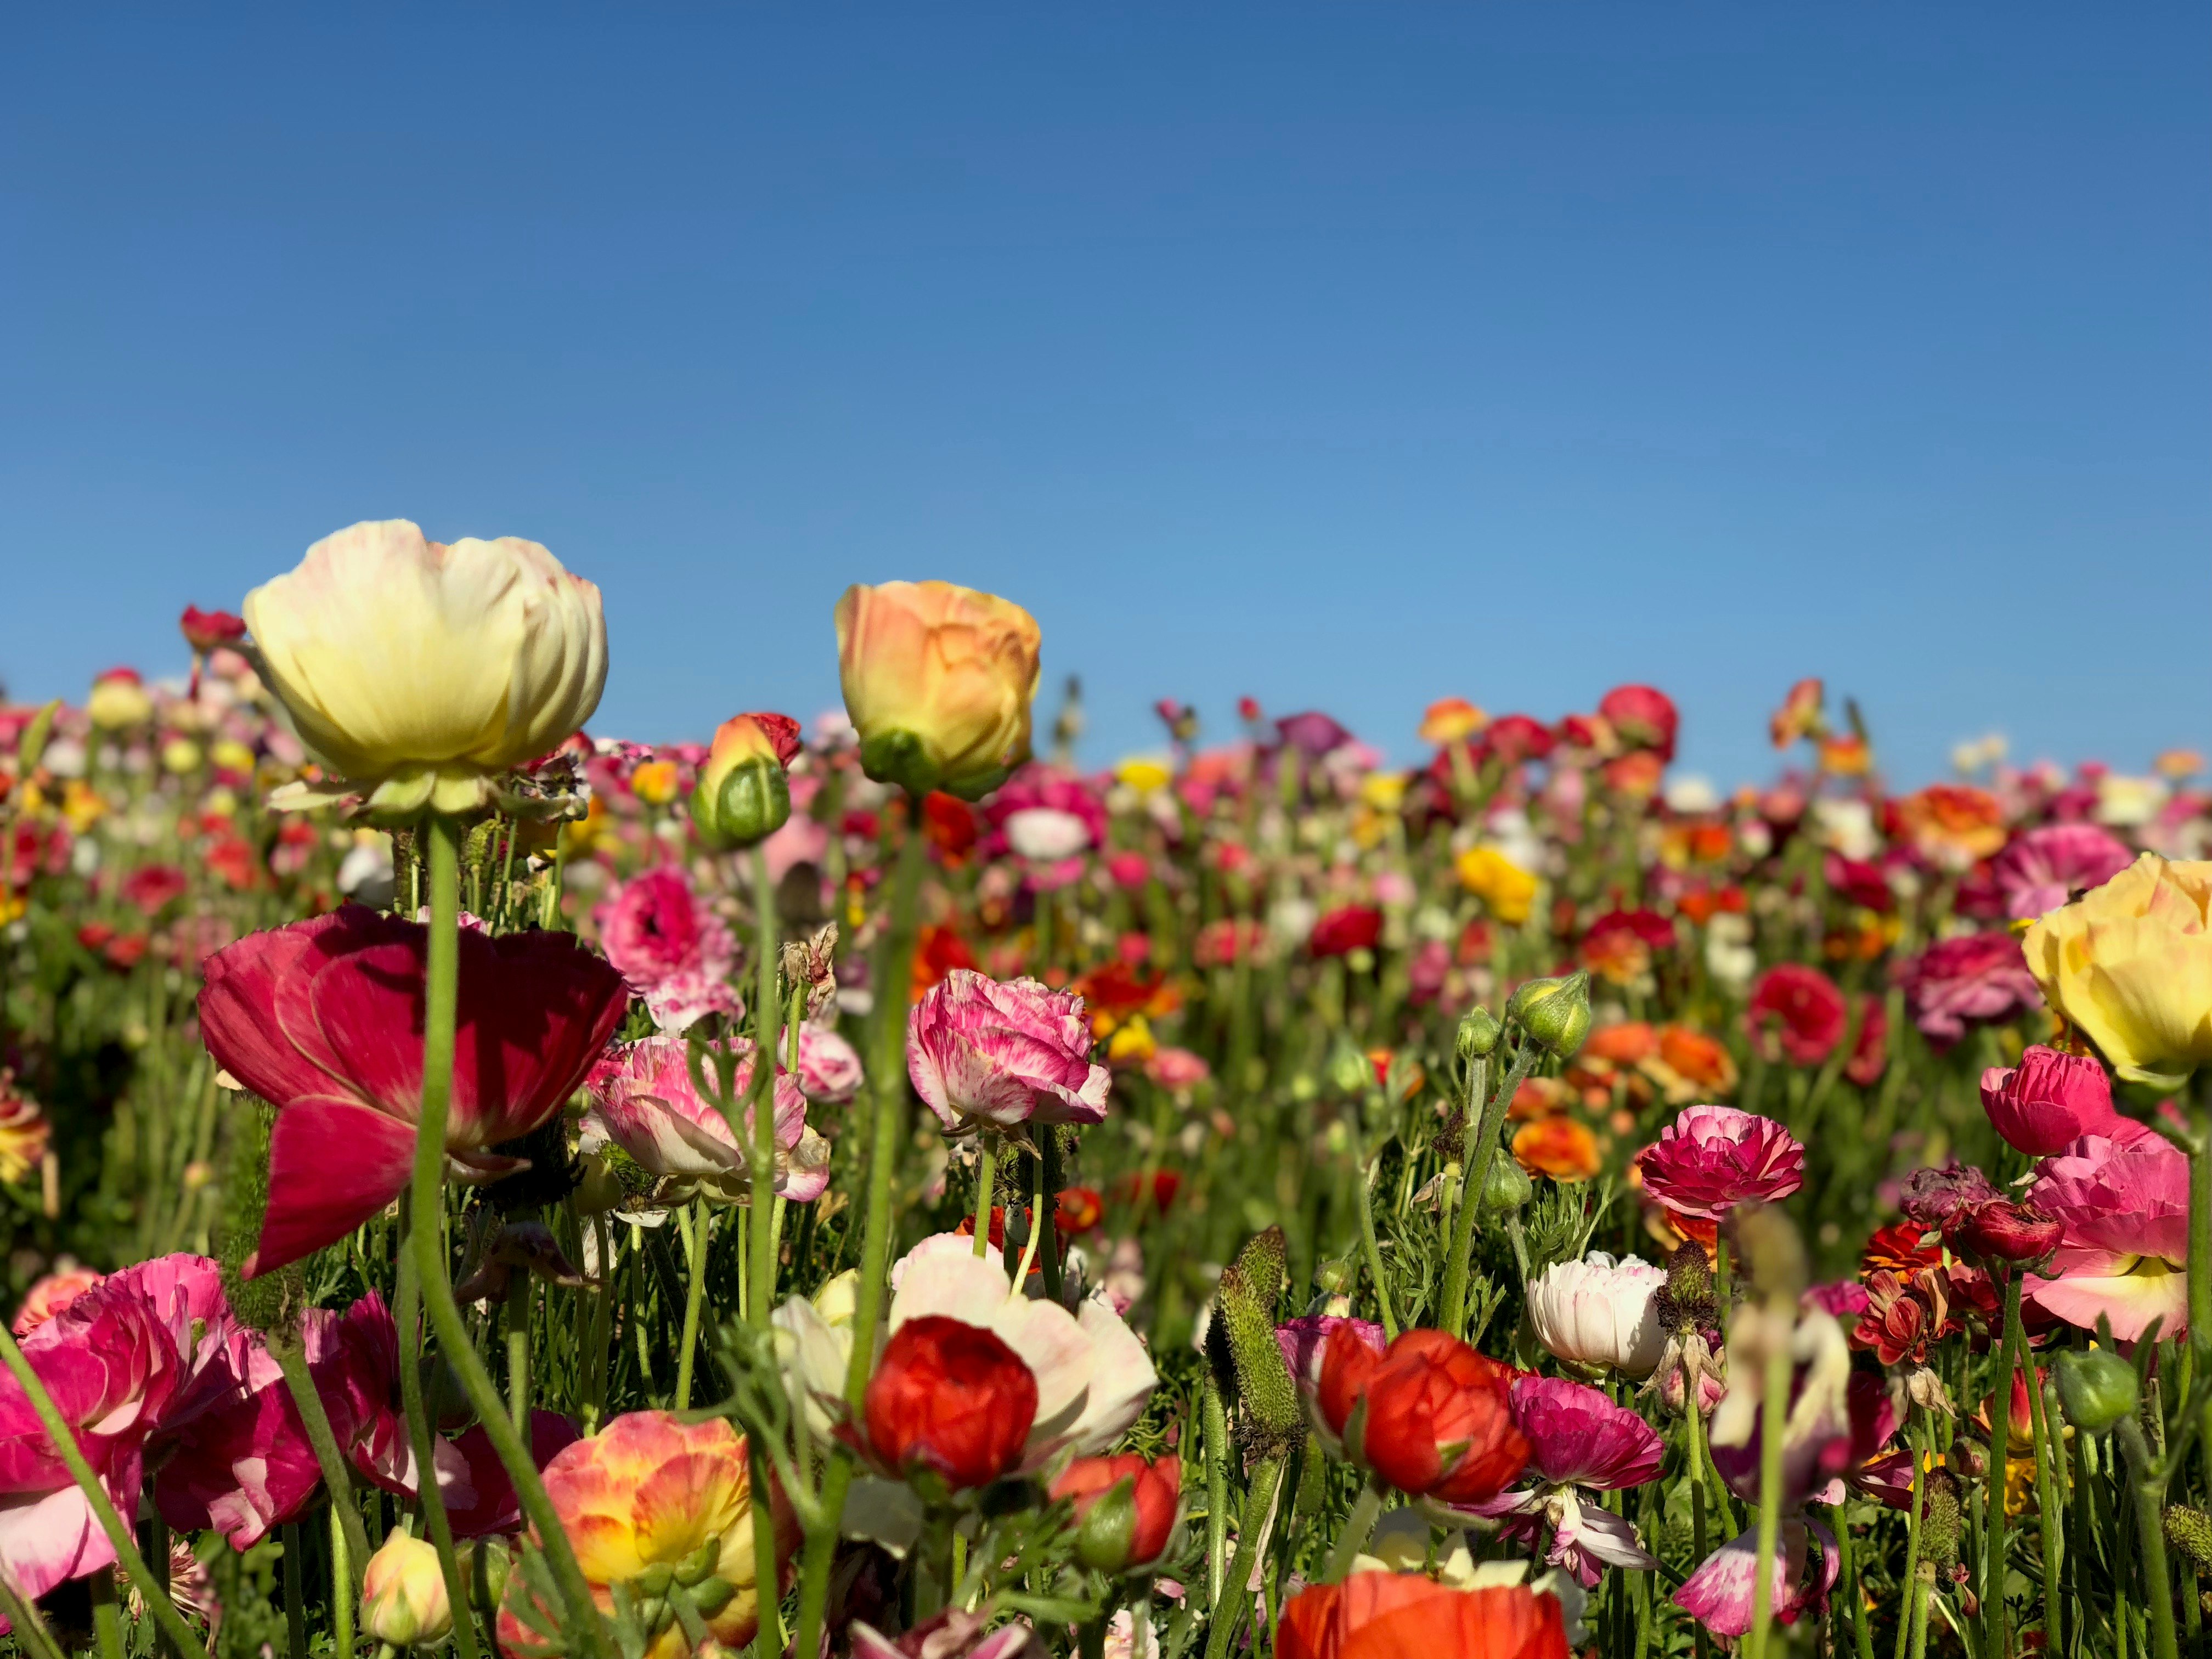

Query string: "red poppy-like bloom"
[[1979, 1045, 2136, 1157], [1597, 685, 1679, 763], [1843, 994, 1888, 1087], [1632, 1105, 1805, 1222], [864, 1316, 1039, 1489], [1051, 1454, 1181, 1570], [1312, 1326, 1528, 1505], [1853, 1269, 1946, 1366], [1308, 906, 1384, 960], [198, 906, 629, 1277], [1743, 964, 1848, 1066], [1278, 1576, 1567, 1659], [1894, 932, 2042, 1045], [179, 605, 248, 654], [1859, 1222, 1942, 1282]]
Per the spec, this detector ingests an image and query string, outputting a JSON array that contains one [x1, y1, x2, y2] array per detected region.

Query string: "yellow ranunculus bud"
[[2024, 853, 2212, 1089], [833, 580, 1040, 800], [160, 738, 203, 775], [1455, 845, 1539, 925], [245, 520, 606, 822], [360, 1531, 452, 1647], [86, 672, 152, 731]]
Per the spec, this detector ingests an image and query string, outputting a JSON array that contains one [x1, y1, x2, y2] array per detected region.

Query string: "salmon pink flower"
[[1993, 823, 2135, 922], [1980, 1045, 2137, 1156], [907, 969, 1111, 1135], [1743, 965, 1847, 1066], [1311, 1326, 1528, 1505], [591, 865, 742, 1034], [12, 1264, 104, 1336], [1461, 1375, 1663, 1585], [1895, 932, 2041, 1045], [2025, 1131, 2190, 1340], [583, 1035, 831, 1204], [198, 906, 629, 1276], [1632, 1107, 1804, 1222], [1278, 1576, 1568, 1659], [497, 1410, 797, 1659]]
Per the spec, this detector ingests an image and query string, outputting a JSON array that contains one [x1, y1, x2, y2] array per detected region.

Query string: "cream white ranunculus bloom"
[[1524, 1250, 1667, 1378], [245, 519, 605, 819]]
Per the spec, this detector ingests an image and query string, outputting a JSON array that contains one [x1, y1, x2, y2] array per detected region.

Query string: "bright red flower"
[[1859, 1222, 1941, 1281], [911, 924, 978, 999], [1744, 964, 1848, 1066], [1483, 715, 1555, 766], [1597, 685, 1679, 763], [1843, 994, 1888, 1087], [1278, 1576, 1567, 1659], [1309, 906, 1383, 960], [922, 792, 980, 861], [1313, 1326, 1528, 1505], [121, 864, 189, 917], [198, 906, 629, 1277], [179, 606, 248, 654], [1051, 1454, 1180, 1570], [864, 1316, 1039, 1489], [1054, 1187, 1105, 1235]]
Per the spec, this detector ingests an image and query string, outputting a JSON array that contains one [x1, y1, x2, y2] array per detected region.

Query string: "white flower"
[[1005, 806, 1093, 861], [1812, 798, 1878, 861], [2095, 774, 2170, 828], [1525, 1251, 1666, 1378], [1663, 776, 1719, 815]]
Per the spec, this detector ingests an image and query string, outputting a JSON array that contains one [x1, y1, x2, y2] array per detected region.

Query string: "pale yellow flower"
[[2025, 853, 2212, 1088]]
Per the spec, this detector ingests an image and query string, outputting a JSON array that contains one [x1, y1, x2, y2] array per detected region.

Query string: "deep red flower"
[[198, 906, 629, 1277], [1853, 1270, 1942, 1366], [864, 1316, 1038, 1489], [1843, 994, 1888, 1087], [1054, 1187, 1105, 1235], [1744, 964, 1848, 1066], [1597, 685, 1679, 763], [1051, 1454, 1180, 1570], [1313, 1326, 1528, 1505], [1482, 715, 1555, 766], [922, 793, 979, 861], [1953, 1201, 2063, 1267], [179, 606, 249, 654], [1309, 906, 1384, 960]]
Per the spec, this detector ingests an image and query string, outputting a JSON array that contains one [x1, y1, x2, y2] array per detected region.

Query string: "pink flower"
[[1459, 1375, 1663, 1587], [1980, 1046, 2138, 1157], [1598, 684, 1680, 761], [591, 865, 742, 1034], [1632, 1106, 1805, 1221], [2026, 1131, 2190, 1340], [1674, 1519, 1841, 1638], [1993, 823, 2135, 922], [0, 1273, 178, 1602], [984, 764, 1109, 857], [1894, 932, 2041, 1045], [1276, 1314, 1386, 1389], [907, 969, 1111, 1135], [851, 1610, 1043, 1659], [791, 1023, 865, 1106], [120, 864, 189, 916], [1142, 1047, 1211, 1092], [1743, 965, 1847, 1066], [583, 1035, 831, 1203], [198, 907, 630, 1277]]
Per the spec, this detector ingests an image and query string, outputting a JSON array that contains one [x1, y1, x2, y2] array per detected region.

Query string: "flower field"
[[0, 520, 2207, 1658]]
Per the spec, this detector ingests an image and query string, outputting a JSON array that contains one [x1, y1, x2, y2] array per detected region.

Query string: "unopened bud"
[[1506, 971, 1593, 1058], [360, 1532, 452, 1648], [1214, 1229, 1299, 1446], [2168, 1505, 2212, 1575], [1918, 1469, 1964, 1572], [1479, 1153, 1531, 1217], [1073, 1476, 1141, 1573], [690, 714, 797, 850], [2055, 1348, 2138, 1436], [1455, 1006, 1502, 1063]]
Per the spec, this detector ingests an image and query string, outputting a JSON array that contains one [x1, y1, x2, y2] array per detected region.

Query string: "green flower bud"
[[1479, 1152, 1532, 1217], [1455, 1006, 1502, 1063], [1072, 1477, 1141, 1573], [1325, 1036, 1374, 1099], [1214, 1228, 1299, 1448], [2168, 1505, 2212, 1576], [1506, 971, 1593, 1059], [2055, 1348, 2139, 1436], [690, 716, 793, 851]]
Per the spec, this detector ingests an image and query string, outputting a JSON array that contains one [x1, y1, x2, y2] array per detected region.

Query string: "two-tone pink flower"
[[1633, 1105, 1804, 1222], [1459, 1375, 1664, 1587], [908, 969, 1110, 1137], [584, 1035, 831, 1204]]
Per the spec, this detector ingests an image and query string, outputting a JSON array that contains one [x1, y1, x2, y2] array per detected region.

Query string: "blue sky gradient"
[[3, 6, 2205, 786]]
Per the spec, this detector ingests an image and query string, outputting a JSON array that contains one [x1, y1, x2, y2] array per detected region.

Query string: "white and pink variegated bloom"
[[850, 1608, 1043, 1658], [1674, 1518, 1842, 1639], [1525, 1252, 1666, 1379], [0, 1272, 179, 1612], [583, 1035, 830, 1204], [789, 1023, 865, 1106], [2025, 1130, 2190, 1341], [591, 864, 743, 1034], [1457, 1375, 1664, 1587], [907, 969, 1110, 1136]]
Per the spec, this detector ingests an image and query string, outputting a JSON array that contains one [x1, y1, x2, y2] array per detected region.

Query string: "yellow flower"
[[359, 1531, 450, 1648], [160, 738, 203, 776], [2024, 853, 2212, 1088], [61, 781, 107, 833], [1107, 1015, 1157, 1066], [0, 1082, 49, 1185], [210, 739, 257, 776], [503, 1410, 796, 1659], [1455, 845, 1538, 925], [1358, 774, 1407, 812], [245, 520, 606, 821], [629, 759, 679, 805], [86, 672, 151, 731], [1115, 756, 1172, 795], [834, 580, 1040, 800]]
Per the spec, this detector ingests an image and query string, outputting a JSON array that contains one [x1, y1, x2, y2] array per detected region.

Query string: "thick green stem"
[[0, 1327, 204, 1657], [331, 1498, 356, 1659], [1984, 1272, 2022, 1659], [394, 1211, 478, 1659], [1203, 1455, 1283, 1659], [1447, 1046, 1533, 1339], [1346, 1104, 1397, 1340], [281, 1520, 307, 1659], [92, 1566, 126, 1659], [1894, 1413, 1928, 1659], [747, 847, 786, 1659], [1742, 1321, 1793, 1659], [1833, 1503, 1874, 1659], [505, 1268, 532, 1433], [1323, 1480, 1385, 1583], [412, 816, 606, 1658], [790, 816, 928, 1659], [675, 1199, 709, 1410], [972, 1139, 999, 1260], [1204, 1377, 1231, 1610], [2117, 1415, 2181, 1659], [1905, 1567, 1931, 1659], [273, 1332, 371, 1578], [2024, 1350, 2063, 1655]]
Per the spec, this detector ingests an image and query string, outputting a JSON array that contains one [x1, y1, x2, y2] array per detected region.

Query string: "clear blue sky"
[[4, 6, 2206, 787]]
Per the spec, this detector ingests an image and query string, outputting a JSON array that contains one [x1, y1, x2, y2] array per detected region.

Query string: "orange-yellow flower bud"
[[691, 713, 799, 850], [360, 1531, 452, 1647], [834, 581, 1040, 800]]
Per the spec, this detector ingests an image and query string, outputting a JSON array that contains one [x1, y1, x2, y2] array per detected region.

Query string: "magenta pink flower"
[[907, 970, 1110, 1135], [0, 1273, 178, 1605], [1992, 823, 2135, 922], [592, 865, 742, 1034], [1743, 964, 1847, 1066], [1980, 1045, 2138, 1157], [1275, 1314, 1385, 1388], [1893, 931, 2041, 1045], [1632, 1106, 1805, 1221], [584, 1035, 831, 1203], [1674, 1519, 1841, 1638], [198, 907, 629, 1277], [2026, 1131, 2190, 1340], [1458, 1375, 1663, 1587], [983, 764, 1109, 859]]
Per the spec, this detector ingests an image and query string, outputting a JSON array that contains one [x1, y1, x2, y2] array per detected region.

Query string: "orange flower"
[[1895, 785, 2007, 869], [1818, 735, 1872, 776], [1653, 1025, 1738, 1097], [1770, 678, 1826, 748], [911, 924, 978, 1000], [1418, 698, 1488, 746], [1513, 1117, 1601, 1182], [1581, 928, 1651, 986], [1278, 1576, 1567, 1659], [1506, 1075, 1577, 1122], [1583, 1023, 1658, 1066]]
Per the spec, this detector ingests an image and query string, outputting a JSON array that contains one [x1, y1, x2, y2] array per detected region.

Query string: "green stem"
[[1347, 1104, 1397, 1340], [2117, 1415, 2181, 1659], [281, 1520, 308, 1659], [1203, 1455, 1283, 1659], [1894, 1414, 1927, 1659], [0, 1328, 204, 1657], [0, 1579, 67, 1659], [1984, 1272, 2022, 1659], [412, 816, 606, 1658], [1447, 1045, 1533, 1339], [1039, 1127, 1064, 1305], [505, 1267, 532, 1433], [1322, 1480, 1385, 1583], [2024, 1350, 2063, 1656], [1204, 1376, 1230, 1611], [675, 1198, 709, 1410], [790, 815, 928, 1659], [332, 1498, 356, 1659], [92, 1566, 126, 1659], [972, 1138, 999, 1260], [1833, 1503, 1874, 1659], [273, 1333, 371, 1579], [394, 1207, 478, 1659], [1436, 1058, 1488, 1340], [1742, 1318, 1793, 1659], [1905, 1567, 1931, 1659], [747, 848, 785, 1659]]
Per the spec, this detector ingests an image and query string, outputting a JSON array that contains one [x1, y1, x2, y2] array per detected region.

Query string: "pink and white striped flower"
[[907, 969, 1111, 1135], [584, 1035, 831, 1204]]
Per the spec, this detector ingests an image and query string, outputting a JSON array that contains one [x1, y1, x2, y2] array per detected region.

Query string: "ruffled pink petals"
[[907, 970, 1111, 1134], [1674, 1519, 1839, 1638], [1633, 1105, 1805, 1221], [247, 1101, 419, 1278], [0, 1482, 114, 1601], [1510, 1375, 1664, 1489], [591, 866, 742, 1035]]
